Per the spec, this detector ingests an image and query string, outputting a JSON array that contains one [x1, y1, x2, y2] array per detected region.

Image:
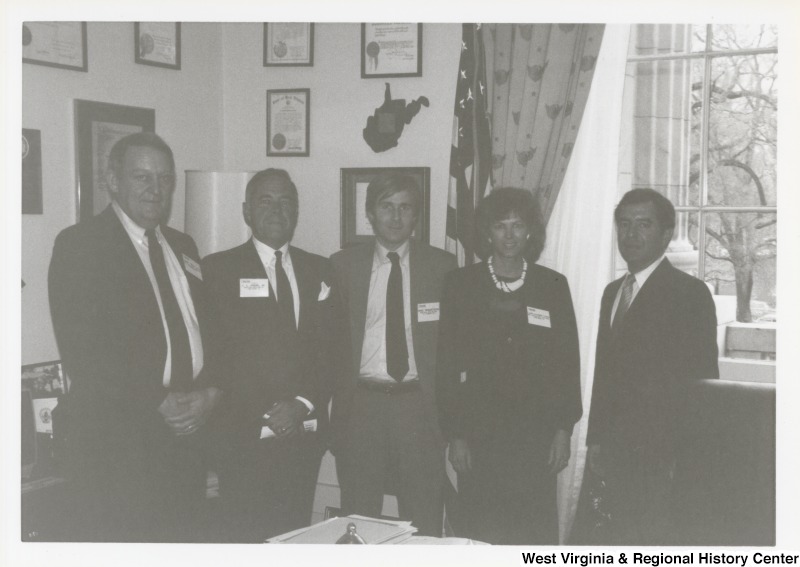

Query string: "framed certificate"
[[340, 167, 430, 248], [74, 100, 156, 222], [135, 22, 181, 69], [361, 23, 422, 78], [22, 22, 88, 72], [266, 89, 310, 157], [264, 23, 314, 67]]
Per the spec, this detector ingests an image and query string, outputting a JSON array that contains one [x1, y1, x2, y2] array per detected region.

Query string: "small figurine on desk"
[[336, 522, 367, 544]]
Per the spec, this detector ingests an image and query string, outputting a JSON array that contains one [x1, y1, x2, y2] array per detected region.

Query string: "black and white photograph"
[[6, 2, 800, 567]]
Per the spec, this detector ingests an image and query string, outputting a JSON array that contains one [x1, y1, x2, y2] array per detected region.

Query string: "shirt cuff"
[[295, 396, 314, 414]]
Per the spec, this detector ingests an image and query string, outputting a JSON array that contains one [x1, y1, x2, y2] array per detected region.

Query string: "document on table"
[[267, 514, 417, 544]]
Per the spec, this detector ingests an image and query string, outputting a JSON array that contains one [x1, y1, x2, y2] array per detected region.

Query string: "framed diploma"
[[74, 100, 155, 222], [361, 23, 422, 79], [340, 167, 430, 248], [135, 22, 181, 69], [22, 22, 88, 72], [266, 89, 310, 157], [264, 23, 314, 67]]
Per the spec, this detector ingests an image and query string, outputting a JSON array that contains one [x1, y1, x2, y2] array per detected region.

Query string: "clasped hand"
[[158, 387, 221, 436], [264, 399, 308, 440]]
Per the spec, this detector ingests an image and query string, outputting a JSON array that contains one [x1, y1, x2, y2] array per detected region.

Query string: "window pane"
[[704, 212, 776, 323], [670, 211, 700, 277], [707, 54, 777, 206], [691, 24, 708, 52], [629, 24, 694, 57], [710, 24, 778, 51], [627, 58, 703, 207]]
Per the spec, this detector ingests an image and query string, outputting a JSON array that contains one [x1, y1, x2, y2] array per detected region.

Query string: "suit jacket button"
[[506, 337, 513, 343]]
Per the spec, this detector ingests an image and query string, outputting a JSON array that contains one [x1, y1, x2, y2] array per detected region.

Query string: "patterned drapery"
[[485, 24, 605, 222]]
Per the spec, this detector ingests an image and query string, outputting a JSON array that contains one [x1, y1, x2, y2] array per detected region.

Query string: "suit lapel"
[[239, 241, 275, 318]]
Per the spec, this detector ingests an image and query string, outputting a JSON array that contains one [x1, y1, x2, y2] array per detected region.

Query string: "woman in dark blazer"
[[437, 187, 582, 544]]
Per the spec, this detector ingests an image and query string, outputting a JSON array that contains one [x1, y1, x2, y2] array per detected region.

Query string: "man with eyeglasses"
[[48, 132, 221, 541], [202, 168, 346, 541], [330, 173, 457, 536]]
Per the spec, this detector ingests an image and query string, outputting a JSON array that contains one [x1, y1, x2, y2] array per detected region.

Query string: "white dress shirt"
[[359, 240, 419, 383], [112, 202, 204, 387], [251, 237, 314, 414], [610, 254, 666, 325]]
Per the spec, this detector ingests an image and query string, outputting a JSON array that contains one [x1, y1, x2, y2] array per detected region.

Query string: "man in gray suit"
[[330, 173, 457, 536]]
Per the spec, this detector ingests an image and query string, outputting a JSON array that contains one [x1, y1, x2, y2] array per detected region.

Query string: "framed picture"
[[74, 99, 155, 222], [361, 23, 422, 79], [340, 167, 430, 248], [21, 360, 68, 397], [135, 22, 181, 69], [22, 22, 88, 72], [266, 88, 310, 157], [264, 23, 314, 67], [22, 129, 43, 214]]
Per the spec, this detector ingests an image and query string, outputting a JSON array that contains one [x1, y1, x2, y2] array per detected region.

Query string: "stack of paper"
[[267, 515, 417, 544]]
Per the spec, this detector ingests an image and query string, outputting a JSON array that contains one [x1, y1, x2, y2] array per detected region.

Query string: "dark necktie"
[[274, 250, 296, 330], [145, 229, 192, 391], [611, 273, 636, 332], [385, 251, 409, 382]]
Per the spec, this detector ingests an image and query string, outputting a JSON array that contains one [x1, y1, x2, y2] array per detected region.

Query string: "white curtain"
[[537, 24, 632, 544]]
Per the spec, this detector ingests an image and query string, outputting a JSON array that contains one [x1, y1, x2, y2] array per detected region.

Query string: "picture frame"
[[22, 22, 88, 72], [135, 22, 181, 70], [361, 23, 422, 79], [264, 22, 314, 67], [266, 88, 310, 157], [74, 99, 155, 222], [22, 128, 43, 214], [21, 360, 68, 398], [340, 167, 430, 248]]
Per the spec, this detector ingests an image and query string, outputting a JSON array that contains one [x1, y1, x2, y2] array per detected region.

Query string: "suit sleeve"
[[307, 259, 351, 418], [678, 279, 719, 380], [435, 270, 467, 440], [549, 275, 583, 434], [49, 229, 168, 414], [585, 285, 615, 447]]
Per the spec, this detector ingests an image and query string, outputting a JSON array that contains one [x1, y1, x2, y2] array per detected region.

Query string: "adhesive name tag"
[[182, 254, 202, 280], [240, 278, 269, 298], [527, 306, 551, 328], [417, 302, 440, 322]]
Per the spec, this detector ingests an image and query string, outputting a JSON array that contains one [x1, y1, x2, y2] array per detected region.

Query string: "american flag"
[[445, 23, 492, 266]]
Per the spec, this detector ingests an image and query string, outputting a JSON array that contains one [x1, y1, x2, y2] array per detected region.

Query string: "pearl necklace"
[[488, 256, 527, 293]]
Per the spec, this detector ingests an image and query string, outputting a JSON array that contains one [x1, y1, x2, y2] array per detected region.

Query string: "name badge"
[[240, 278, 269, 298], [182, 254, 202, 280], [527, 306, 551, 328], [417, 302, 440, 322]]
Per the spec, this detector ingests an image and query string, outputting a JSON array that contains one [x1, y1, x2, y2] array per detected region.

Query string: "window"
[[621, 25, 777, 334]]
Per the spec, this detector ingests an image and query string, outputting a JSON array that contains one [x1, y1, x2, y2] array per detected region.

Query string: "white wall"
[[219, 23, 461, 257], [22, 22, 461, 365], [21, 22, 225, 364]]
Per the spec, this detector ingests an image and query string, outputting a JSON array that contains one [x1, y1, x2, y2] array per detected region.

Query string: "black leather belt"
[[357, 379, 421, 395]]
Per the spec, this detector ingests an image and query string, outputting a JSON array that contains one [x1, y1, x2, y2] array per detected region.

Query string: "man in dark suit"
[[330, 173, 457, 536], [586, 188, 719, 545], [202, 169, 344, 542], [48, 132, 221, 542]]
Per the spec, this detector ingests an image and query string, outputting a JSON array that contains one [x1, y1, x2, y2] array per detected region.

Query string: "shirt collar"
[[629, 254, 666, 289], [373, 239, 410, 268], [252, 236, 291, 267], [112, 201, 161, 244]]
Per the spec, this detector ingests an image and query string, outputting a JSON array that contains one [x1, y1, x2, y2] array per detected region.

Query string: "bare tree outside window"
[[626, 24, 777, 325]]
